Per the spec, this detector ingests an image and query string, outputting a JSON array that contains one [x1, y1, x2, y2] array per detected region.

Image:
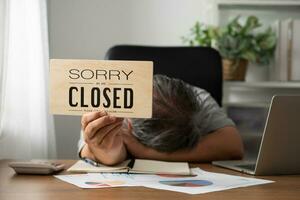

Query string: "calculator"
[[9, 160, 65, 175]]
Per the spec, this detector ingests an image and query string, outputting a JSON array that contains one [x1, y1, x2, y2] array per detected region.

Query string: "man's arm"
[[123, 126, 244, 162]]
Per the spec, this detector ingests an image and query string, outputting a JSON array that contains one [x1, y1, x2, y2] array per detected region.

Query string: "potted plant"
[[182, 16, 276, 81]]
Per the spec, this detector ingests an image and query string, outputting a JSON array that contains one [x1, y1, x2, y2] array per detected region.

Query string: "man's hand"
[[80, 111, 127, 165]]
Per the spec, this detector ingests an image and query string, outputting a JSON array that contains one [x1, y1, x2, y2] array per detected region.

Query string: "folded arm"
[[123, 126, 244, 162]]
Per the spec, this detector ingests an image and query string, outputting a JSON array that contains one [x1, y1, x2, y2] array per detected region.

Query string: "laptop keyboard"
[[236, 164, 256, 171]]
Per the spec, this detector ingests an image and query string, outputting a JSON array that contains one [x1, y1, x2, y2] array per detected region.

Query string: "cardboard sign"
[[50, 59, 153, 118]]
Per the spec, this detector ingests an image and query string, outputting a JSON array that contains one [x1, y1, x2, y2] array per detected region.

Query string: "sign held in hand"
[[50, 59, 153, 118]]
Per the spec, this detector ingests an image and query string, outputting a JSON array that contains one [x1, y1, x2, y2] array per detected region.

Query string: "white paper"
[[55, 173, 137, 188], [55, 168, 274, 194]]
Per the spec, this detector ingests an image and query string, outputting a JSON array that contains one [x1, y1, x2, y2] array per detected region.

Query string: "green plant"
[[183, 16, 276, 65], [182, 22, 219, 47]]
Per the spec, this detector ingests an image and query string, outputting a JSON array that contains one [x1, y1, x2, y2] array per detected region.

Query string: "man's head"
[[131, 74, 205, 152]]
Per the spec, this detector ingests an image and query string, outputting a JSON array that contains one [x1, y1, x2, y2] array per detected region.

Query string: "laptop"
[[213, 95, 300, 175]]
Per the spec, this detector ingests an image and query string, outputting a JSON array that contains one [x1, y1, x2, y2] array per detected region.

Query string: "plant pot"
[[222, 59, 248, 81]]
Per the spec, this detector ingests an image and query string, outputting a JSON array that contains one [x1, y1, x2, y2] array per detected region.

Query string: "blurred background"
[[1, 0, 300, 159]]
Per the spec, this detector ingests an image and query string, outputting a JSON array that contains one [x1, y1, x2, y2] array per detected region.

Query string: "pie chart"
[[85, 181, 110, 187], [85, 180, 126, 187], [159, 180, 213, 187]]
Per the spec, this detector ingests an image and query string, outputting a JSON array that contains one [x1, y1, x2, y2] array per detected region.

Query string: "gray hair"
[[131, 74, 205, 152]]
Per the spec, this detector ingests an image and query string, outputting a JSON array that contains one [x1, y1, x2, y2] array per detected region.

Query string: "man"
[[79, 75, 244, 165]]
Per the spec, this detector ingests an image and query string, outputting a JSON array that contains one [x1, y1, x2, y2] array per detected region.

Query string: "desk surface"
[[1, 160, 300, 200]]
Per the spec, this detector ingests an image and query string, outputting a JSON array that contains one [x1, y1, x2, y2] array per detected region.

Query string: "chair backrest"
[[105, 45, 223, 106]]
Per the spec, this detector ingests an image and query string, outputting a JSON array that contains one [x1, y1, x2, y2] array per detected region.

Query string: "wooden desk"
[[1, 160, 299, 200]]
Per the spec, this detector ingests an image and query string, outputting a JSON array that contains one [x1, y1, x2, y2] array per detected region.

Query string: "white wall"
[[47, 0, 217, 158]]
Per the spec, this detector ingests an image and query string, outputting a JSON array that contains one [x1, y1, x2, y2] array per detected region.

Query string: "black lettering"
[[124, 88, 133, 108], [69, 87, 78, 107], [80, 87, 88, 107], [103, 88, 111, 108], [91, 88, 100, 107], [81, 69, 94, 80], [113, 88, 121, 108], [109, 70, 120, 80], [96, 70, 107, 80], [122, 70, 133, 80], [69, 69, 80, 79]]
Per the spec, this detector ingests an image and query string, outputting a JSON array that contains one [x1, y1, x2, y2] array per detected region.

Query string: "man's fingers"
[[85, 115, 118, 140], [81, 111, 107, 130], [95, 122, 123, 146]]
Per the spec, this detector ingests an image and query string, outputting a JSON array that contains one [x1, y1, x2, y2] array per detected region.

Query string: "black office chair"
[[105, 45, 223, 106]]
